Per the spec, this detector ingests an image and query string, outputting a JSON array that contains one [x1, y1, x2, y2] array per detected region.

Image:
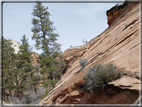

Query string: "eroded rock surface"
[[108, 76, 141, 92], [38, 1, 140, 105], [106, 2, 137, 26]]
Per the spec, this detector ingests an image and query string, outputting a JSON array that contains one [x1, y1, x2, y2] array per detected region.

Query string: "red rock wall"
[[106, 2, 137, 26], [38, 2, 140, 105]]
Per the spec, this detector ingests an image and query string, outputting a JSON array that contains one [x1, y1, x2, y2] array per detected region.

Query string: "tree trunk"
[[33, 86, 37, 95], [4, 88, 7, 101]]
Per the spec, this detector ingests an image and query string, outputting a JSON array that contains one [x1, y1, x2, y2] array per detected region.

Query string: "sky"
[[3, 1, 125, 54]]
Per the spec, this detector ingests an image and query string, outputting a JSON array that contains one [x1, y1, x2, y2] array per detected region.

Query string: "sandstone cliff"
[[38, 1, 141, 105]]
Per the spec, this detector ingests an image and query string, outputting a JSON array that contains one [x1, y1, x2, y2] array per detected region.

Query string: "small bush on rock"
[[83, 63, 124, 93], [79, 58, 88, 68], [77, 58, 88, 73]]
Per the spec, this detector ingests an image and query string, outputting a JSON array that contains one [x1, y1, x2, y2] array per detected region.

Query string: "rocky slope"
[[38, 1, 141, 105]]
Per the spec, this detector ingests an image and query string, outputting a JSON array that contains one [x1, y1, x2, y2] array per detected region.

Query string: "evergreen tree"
[[31, 2, 65, 89], [17, 34, 40, 94], [31, 2, 61, 56], [2, 36, 17, 100]]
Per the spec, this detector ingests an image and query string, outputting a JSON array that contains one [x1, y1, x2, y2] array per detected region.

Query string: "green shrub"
[[4, 101, 11, 104], [23, 99, 31, 104], [40, 89, 49, 101], [79, 58, 87, 68], [83, 63, 124, 93], [78, 58, 88, 73]]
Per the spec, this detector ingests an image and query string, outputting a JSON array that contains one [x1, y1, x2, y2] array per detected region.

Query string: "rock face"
[[106, 2, 137, 26], [62, 44, 88, 73], [38, 1, 140, 105], [6, 39, 22, 54]]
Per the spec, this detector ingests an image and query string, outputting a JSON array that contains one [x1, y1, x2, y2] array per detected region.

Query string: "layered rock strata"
[[106, 2, 138, 26], [38, 1, 141, 105]]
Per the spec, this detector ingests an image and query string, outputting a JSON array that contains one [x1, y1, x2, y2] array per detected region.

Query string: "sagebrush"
[[78, 58, 88, 73], [83, 63, 124, 92], [79, 58, 87, 68]]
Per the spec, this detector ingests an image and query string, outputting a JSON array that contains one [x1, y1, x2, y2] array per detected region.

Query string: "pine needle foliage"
[[2, 36, 17, 93], [17, 35, 40, 94], [83, 63, 124, 93], [31, 1, 61, 56], [31, 2, 66, 89]]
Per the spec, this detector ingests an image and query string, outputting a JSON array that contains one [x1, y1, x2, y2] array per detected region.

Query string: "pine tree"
[[31, 2, 65, 89], [2, 36, 17, 100], [17, 35, 40, 94], [31, 2, 61, 56]]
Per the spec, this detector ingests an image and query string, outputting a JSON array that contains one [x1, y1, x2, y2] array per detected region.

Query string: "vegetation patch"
[[83, 63, 124, 93], [77, 58, 88, 73], [79, 58, 88, 68], [2, 1, 66, 104], [40, 89, 49, 101]]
